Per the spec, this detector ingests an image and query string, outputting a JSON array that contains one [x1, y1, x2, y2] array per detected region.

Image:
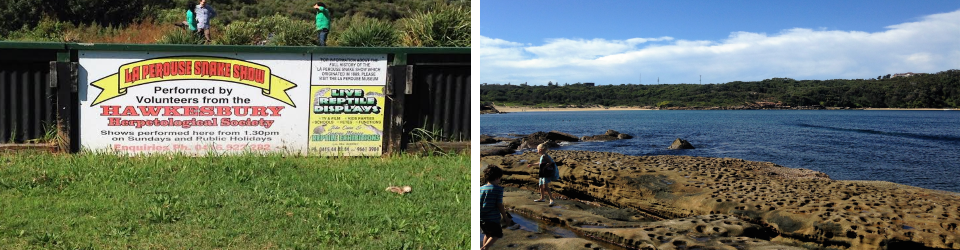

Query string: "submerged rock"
[[480, 146, 515, 157], [480, 134, 497, 144], [547, 130, 579, 142], [518, 138, 560, 150], [668, 138, 695, 149], [581, 129, 633, 142], [580, 135, 618, 141], [512, 131, 579, 150]]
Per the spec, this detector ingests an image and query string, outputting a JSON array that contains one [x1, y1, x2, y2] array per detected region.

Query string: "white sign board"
[[79, 51, 388, 155], [313, 54, 388, 85]]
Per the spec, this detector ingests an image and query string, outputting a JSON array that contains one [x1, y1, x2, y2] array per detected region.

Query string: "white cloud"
[[476, 9, 960, 85]]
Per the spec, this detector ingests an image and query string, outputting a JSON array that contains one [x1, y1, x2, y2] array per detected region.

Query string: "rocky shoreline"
[[480, 104, 955, 114], [480, 130, 638, 157], [482, 150, 960, 249]]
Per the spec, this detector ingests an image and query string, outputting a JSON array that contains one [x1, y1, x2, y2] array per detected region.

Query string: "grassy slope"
[[0, 152, 469, 249]]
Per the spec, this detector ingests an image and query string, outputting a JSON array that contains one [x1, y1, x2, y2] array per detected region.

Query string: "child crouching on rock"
[[480, 166, 512, 250], [527, 143, 558, 206]]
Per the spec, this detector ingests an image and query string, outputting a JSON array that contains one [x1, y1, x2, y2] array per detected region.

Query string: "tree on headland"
[[480, 70, 960, 109]]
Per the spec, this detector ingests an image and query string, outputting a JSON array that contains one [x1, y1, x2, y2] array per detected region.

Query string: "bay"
[[480, 110, 960, 193]]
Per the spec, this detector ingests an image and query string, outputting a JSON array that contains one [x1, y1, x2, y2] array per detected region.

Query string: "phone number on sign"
[[194, 144, 272, 151]]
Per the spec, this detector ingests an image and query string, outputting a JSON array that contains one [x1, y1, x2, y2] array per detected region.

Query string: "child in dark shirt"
[[480, 166, 511, 250]]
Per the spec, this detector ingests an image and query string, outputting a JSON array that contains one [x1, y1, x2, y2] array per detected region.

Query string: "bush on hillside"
[[260, 16, 315, 46], [216, 21, 258, 45], [156, 8, 187, 25], [214, 15, 314, 46], [157, 28, 200, 44], [336, 15, 398, 47], [5, 18, 68, 42], [398, 3, 469, 47]]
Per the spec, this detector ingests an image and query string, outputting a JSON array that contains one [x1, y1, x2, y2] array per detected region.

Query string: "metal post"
[[385, 65, 407, 155], [54, 61, 78, 152]]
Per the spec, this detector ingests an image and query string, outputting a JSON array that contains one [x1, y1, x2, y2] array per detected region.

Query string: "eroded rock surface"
[[495, 189, 798, 250], [483, 150, 960, 249]]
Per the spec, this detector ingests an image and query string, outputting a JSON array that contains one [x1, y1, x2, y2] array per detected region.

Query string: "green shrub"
[[253, 14, 316, 46], [266, 17, 315, 46], [216, 21, 258, 45], [253, 14, 289, 33], [214, 15, 314, 46], [156, 28, 199, 44], [328, 14, 359, 46], [155, 8, 185, 25], [336, 15, 397, 47], [399, 3, 469, 47], [5, 18, 70, 42]]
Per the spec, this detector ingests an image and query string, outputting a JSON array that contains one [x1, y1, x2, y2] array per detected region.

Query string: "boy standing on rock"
[[480, 166, 512, 250], [527, 143, 558, 206]]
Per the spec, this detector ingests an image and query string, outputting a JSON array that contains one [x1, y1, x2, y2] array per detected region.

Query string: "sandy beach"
[[494, 106, 959, 112], [481, 150, 960, 249], [864, 108, 956, 111], [493, 105, 652, 112]]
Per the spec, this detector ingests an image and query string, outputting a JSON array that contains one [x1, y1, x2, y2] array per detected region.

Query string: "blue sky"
[[475, 0, 960, 85]]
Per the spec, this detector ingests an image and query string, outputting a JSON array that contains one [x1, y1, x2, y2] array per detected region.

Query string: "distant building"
[[584, 82, 595, 86], [891, 72, 921, 78]]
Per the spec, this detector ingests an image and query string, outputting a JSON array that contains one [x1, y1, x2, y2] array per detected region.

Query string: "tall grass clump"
[[253, 14, 315, 46], [215, 14, 315, 46], [336, 15, 398, 47], [265, 17, 315, 46], [156, 28, 200, 44], [216, 21, 258, 45], [399, 3, 470, 47]]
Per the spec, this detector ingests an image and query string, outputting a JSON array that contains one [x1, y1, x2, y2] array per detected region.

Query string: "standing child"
[[183, 2, 198, 41], [480, 166, 512, 250], [527, 143, 558, 206], [313, 2, 331, 46]]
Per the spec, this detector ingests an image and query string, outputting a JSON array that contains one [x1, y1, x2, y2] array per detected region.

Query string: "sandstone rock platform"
[[482, 150, 960, 249]]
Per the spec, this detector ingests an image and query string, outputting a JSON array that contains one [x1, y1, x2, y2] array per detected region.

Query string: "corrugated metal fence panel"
[[0, 62, 56, 143], [404, 65, 470, 141]]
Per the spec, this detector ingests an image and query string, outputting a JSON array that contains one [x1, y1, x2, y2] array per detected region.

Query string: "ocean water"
[[480, 110, 960, 193]]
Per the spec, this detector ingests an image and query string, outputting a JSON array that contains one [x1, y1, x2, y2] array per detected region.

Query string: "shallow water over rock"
[[481, 110, 960, 193]]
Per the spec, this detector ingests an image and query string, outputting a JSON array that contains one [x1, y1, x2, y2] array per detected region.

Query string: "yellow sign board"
[[89, 56, 296, 106], [307, 86, 385, 156]]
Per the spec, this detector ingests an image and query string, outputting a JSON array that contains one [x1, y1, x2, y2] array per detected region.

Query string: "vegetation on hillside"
[[480, 70, 960, 108], [0, 0, 470, 47]]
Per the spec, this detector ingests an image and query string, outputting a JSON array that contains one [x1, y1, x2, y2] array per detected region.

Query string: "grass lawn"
[[0, 152, 469, 249]]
